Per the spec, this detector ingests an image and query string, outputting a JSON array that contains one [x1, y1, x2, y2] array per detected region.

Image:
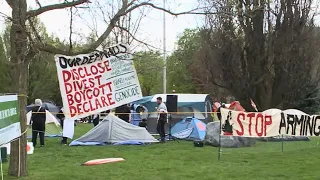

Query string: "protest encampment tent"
[[26, 110, 62, 137], [171, 117, 206, 141], [69, 114, 159, 146]]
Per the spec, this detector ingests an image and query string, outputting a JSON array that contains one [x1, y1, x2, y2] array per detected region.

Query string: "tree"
[[1, 18, 62, 105], [167, 29, 199, 93], [134, 51, 163, 95], [0, 36, 11, 93], [2, 0, 212, 176], [196, 0, 320, 111]]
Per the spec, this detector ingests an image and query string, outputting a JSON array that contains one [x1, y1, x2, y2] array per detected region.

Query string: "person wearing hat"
[[30, 99, 46, 147]]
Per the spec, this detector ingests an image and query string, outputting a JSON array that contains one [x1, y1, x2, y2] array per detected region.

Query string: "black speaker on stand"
[[166, 95, 179, 142]]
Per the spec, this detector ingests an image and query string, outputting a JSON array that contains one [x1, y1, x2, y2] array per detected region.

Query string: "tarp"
[[205, 121, 257, 148], [171, 117, 206, 141], [70, 114, 158, 146]]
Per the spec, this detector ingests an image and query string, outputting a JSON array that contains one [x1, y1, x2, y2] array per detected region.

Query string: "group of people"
[[29, 96, 169, 147], [114, 97, 168, 142]]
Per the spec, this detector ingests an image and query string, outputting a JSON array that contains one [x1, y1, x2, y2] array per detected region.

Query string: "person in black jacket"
[[217, 103, 226, 120], [57, 107, 68, 145], [30, 99, 46, 147], [115, 104, 131, 123], [92, 113, 100, 127]]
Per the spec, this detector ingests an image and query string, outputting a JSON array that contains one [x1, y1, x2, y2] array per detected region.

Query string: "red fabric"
[[228, 101, 245, 111], [213, 102, 221, 112]]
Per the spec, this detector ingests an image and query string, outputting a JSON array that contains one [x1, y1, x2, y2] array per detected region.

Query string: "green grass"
[[2, 124, 320, 180]]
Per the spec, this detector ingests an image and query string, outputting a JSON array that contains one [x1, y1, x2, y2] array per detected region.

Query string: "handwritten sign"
[[55, 43, 142, 120], [221, 108, 320, 137]]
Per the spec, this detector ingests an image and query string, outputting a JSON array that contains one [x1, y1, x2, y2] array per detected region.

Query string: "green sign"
[[0, 95, 20, 145]]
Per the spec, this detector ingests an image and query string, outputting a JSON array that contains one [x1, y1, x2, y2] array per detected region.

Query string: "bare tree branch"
[[0, 11, 12, 21], [114, 25, 155, 50], [5, 0, 14, 8], [26, 0, 90, 18], [36, 0, 131, 55], [35, 0, 42, 8], [31, 0, 224, 55]]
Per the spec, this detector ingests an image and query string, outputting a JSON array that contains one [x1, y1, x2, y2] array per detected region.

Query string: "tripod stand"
[[166, 114, 179, 143]]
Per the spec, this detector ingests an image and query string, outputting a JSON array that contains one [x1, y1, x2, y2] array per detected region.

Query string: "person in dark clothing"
[[115, 104, 131, 123], [30, 99, 46, 147], [217, 103, 226, 120], [156, 97, 167, 143], [57, 108, 68, 145], [92, 113, 100, 127]]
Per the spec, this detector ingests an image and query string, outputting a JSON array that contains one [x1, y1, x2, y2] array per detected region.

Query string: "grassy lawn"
[[2, 123, 320, 180]]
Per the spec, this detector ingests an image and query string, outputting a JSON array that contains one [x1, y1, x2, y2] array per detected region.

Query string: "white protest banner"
[[0, 95, 21, 146], [55, 43, 142, 120], [220, 108, 320, 137]]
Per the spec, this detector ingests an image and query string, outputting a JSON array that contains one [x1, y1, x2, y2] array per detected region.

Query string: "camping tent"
[[171, 117, 207, 141], [26, 110, 62, 137], [70, 114, 158, 146]]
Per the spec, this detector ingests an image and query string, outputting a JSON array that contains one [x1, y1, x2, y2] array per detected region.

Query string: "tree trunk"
[[8, 0, 28, 177]]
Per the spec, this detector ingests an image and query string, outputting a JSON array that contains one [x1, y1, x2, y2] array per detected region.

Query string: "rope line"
[[30, 111, 220, 115]]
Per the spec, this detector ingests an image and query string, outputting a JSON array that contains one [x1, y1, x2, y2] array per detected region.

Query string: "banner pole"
[[281, 134, 284, 152], [218, 118, 222, 161]]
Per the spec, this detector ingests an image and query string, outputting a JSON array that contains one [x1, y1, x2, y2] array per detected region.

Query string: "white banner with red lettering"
[[55, 43, 142, 120], [220, 108, 320, 137]]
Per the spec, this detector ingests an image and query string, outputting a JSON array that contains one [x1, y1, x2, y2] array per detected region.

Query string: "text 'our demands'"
[[55, 43, 142, 120]]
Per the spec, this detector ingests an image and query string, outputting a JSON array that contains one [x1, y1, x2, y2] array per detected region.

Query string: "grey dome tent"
[[70, 114, 158, 146]]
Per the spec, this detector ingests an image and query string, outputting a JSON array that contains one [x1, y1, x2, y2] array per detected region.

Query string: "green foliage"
[[0, 36, 11, 93], [27, 52, 62, 105], [0, 19, 62, 105], [134, 51, 163, 96], [293, 84, 320, 114], [167, 29, 200, 93]]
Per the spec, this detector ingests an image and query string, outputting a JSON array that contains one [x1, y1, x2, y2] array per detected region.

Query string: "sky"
[[0, 0, 204, 54]]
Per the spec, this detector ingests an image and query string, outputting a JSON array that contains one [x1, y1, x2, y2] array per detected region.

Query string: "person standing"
[[30, 99, 46, 147], [92, 113, 100, 127], [130, 104, 144, 126], [156, 97, 167, 143], [115, 104, 131, 123], [57, 107, 68, 145]]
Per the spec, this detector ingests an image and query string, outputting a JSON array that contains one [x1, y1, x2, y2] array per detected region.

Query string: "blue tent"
[[171, 117, 206, 141]]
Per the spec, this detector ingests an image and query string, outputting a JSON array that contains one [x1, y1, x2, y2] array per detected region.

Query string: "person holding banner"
[[30, 99, 46, 147], [57, 107, 68, 145]]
